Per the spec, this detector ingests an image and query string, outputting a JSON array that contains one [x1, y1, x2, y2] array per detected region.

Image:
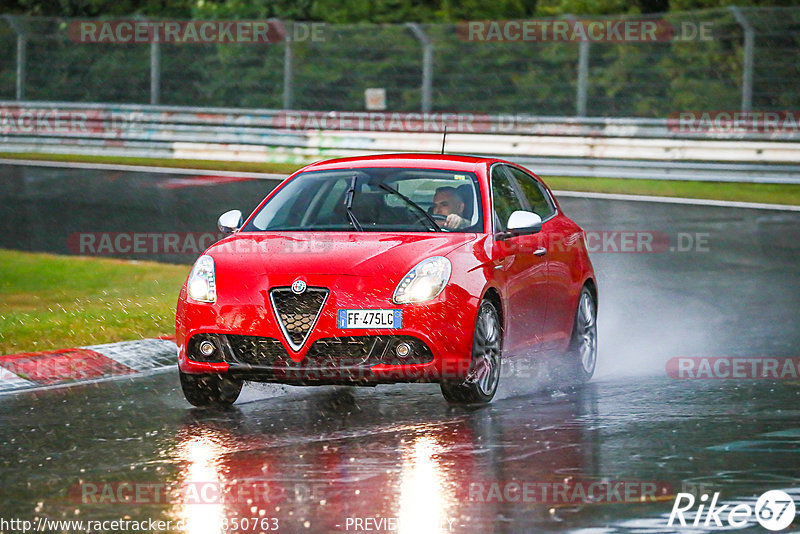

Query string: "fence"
[[3, 101, 800, 183], [1, 7, 799, 117]]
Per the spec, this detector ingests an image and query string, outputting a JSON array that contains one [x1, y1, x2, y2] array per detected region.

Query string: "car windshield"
[[243, 167, 483, 233]]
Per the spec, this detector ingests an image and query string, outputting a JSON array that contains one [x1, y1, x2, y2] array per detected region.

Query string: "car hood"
[[207, 231, 479, 277]]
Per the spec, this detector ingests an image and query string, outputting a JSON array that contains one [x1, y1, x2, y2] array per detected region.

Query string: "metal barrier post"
[[150, 41, 161, 105], [406, 23, 433, 113], [3, 16, 27, 101], [283, 21, 293, 110], [577, 40, 590, 117], [568, 15, 590, 117], [16, 32, 26, 101], [730, 6, 754, 113]]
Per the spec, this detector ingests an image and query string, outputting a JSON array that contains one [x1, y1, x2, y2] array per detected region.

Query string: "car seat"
[[456, 184, 474, 221]]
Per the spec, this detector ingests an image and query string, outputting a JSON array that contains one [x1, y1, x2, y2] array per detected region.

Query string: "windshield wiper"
[[377, 183, 442, 232], [344, 174, 363, 232]]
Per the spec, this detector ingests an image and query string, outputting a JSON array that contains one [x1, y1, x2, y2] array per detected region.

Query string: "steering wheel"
[[429, 213, 451, 231], [411, 212, 449, 231]]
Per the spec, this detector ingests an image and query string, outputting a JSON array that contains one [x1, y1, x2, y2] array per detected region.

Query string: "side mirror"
[[218, 209, 243, 234], [502, 210, 542, 238]]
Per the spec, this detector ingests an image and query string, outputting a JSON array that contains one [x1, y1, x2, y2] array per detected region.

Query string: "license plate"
[[338, 309, 402, 329]]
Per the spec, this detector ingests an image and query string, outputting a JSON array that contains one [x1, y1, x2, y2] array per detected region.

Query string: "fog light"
[[395, 342, 412, 359], [199, 340, 215, 357]]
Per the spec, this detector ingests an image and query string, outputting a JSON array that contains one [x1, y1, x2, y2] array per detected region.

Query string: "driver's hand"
[[444, 214, 467, 229]]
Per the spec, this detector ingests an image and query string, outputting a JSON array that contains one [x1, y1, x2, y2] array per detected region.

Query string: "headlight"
[[393, 256, 451, 304], [187, 255, 216, 303]]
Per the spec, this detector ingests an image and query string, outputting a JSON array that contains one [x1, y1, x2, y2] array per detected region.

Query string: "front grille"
[[269, 287, 329, 350], [306, 336, 433, 366], [188, 333, 433, 371], [305, 336, 390, 367], [226, 335, 288, 365]]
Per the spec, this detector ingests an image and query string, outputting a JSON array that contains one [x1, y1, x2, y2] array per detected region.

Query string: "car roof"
[[301, 153, 503, 173]]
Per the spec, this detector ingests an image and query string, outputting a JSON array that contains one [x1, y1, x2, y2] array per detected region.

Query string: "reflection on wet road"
[[1, 375, 799, 533], [1, 162, 800, 532]]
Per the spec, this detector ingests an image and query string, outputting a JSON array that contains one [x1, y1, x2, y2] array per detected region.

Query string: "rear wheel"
[[441, 301, 502, 404], [179, 369, 243, 407], [567, 287, 597, 383]]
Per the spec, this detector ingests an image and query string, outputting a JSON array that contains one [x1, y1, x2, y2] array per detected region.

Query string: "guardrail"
[[2, 101, 800, 183]]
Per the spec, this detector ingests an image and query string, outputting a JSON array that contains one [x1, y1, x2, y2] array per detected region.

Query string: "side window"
[[490, 166, 524, 232], [507, 167, 556, 220]]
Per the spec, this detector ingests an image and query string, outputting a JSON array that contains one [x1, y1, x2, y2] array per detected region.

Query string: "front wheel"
[[566, 287, 597, 383], [441, 301, 502, 404], [179, 369, 243, 407]]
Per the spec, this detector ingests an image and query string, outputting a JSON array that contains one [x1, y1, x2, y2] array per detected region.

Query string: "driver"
[[432, 186, 469, 230]]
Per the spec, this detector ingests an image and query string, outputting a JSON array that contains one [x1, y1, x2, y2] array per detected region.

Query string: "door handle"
[[534, 247, 547, 256]]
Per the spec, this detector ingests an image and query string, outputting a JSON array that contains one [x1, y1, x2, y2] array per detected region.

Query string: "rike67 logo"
[[668, 490, 796, 531]]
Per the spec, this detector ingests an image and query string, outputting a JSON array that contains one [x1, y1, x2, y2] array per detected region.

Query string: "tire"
[[179, 369, 243, 407], [441, 300, 502, 404], [566, 287, 597, 383]]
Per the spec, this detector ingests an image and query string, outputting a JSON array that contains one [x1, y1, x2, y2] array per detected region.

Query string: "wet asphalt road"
[[1, 162, 800, 533]]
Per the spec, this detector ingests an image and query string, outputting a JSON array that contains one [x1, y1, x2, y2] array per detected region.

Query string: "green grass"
[[2, 151, 799, 206], [0, 249, 190, 355], [545, 176, 800, 206], [0, 152, 301, 175]]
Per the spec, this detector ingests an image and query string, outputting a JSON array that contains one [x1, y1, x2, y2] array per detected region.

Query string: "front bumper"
[[176, 277, 480, 385], [183, 333, 438, 385]]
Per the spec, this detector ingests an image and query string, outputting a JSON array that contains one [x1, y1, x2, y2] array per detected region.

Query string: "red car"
[[176, 154, 597, 406]]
